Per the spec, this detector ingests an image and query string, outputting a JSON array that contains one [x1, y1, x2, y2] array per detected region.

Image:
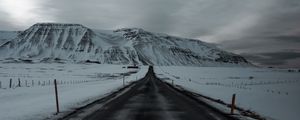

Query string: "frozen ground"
[[0, 63, 148, 120], [154, 66, 300, 120]]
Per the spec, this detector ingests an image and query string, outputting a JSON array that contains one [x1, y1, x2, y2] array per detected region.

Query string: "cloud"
[[269, 35, 300, 43], [0, 0, 56, 28], [242, 51, 300, 67], [262, 52, 300, 61], [46, 0, 187, 31]]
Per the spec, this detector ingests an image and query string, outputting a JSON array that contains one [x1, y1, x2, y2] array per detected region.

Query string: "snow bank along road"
[[64, 66, 235, 120]]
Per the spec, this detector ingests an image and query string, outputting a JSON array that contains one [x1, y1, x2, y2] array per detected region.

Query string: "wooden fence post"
[[123, 74, 125, 87], [18, 78, 21, 87], [231, 94, 236, 114], [54, 79, 60, 114], [172, 80, 174, 85], [9, 79, 12, 88]]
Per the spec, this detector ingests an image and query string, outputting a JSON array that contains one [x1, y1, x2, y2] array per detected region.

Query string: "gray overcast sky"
[[0, 0, 300, 68]]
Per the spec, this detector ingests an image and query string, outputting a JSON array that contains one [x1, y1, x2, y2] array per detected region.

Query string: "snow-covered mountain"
[[0, 23, 250, 66]]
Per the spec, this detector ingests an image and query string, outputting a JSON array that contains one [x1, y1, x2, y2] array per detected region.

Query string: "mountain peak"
[[31, 23, 87, 28], [114, 28, 152, 39], [114, 28, 145, 33]]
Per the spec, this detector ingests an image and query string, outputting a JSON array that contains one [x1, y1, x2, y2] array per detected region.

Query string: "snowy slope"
[[0, 63, 148, 120], [155, 66, 300, 120], [0, 23, 138, 64], [115, 28, 249, 66], [0, 23, 250, 66], [0, 31, 18, 46]]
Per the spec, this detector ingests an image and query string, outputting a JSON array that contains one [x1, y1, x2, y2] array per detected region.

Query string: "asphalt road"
[[82, 66, 233, 120]]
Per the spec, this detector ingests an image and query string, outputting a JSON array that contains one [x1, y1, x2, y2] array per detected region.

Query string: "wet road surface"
[[82, 66, 233, 120]]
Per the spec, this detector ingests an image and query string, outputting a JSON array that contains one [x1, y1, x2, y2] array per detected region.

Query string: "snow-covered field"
[[1, 64, 299, 120], [0, 63, 148, 120], [155, 66, 300, 120]]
